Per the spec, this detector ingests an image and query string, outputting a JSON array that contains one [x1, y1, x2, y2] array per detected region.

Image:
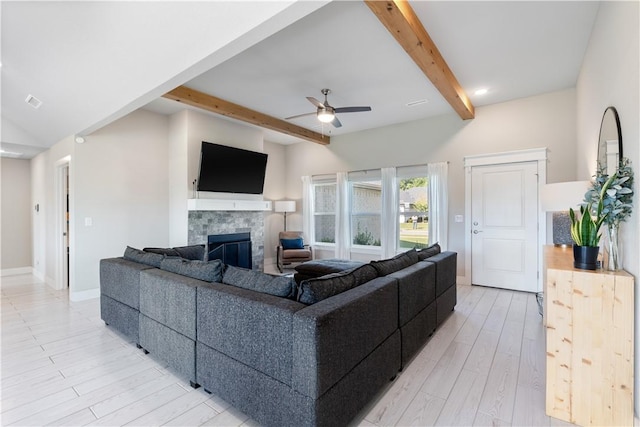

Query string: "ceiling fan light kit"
[[286, 88, 371, 128], [317, 107, 335, 123]]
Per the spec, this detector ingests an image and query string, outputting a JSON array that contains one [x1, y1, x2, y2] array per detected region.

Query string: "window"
[[313, 183, 336, 244], [398, 172, 429, 250], [307, 165, 432, 256], [350, 172, 382, 247]]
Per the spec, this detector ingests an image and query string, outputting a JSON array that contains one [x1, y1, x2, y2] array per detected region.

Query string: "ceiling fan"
[[285, 88, 371, 128]]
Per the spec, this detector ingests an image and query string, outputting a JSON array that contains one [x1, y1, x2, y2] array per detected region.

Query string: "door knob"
[[473, 230, 482, 234]]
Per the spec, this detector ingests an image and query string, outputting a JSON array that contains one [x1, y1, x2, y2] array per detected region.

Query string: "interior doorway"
[[63, 166, 69, 287], [56, 156, 72, 292]]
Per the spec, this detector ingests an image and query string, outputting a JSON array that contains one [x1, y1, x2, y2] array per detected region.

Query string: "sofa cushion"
[[160, 257, 223, 282], [222, 265, 296, 299], [417, 243, 441, 261], [123, 246, 163, 268], [297, 264, 378, 305], [174, 244, 206, 261], [281, 238, 304, 250], [142, 245, 205, 260], [294, 259, 364, 276], [143, 247, 180, 257], [370, 248, 419, 276]]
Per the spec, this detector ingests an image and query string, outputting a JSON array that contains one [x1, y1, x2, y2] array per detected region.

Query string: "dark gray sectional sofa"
[[100, 244, 457, 427]]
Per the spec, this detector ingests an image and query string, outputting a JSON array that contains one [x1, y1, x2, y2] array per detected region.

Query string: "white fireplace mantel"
[[187, 199, 272, 212]]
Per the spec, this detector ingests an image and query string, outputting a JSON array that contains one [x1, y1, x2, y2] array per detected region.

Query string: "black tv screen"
[[197, 142, 268, 195]]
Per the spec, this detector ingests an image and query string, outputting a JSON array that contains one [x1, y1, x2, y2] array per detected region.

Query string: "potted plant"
[[569, 204, 604, 270], [583, 158, 634, 270], [569, 173, 616, 270]]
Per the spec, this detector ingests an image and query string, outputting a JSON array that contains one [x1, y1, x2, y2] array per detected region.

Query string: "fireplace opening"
[[208, 232, 252, 269]]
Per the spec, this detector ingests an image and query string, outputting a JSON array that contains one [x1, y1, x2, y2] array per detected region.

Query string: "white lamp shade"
[[540, 181, 591, 212], [317, 110, 334, 123], [274, 200, 296, 213]]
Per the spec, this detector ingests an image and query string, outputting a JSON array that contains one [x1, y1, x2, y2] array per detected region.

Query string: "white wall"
[[73, 109, 170, 296], [169, 110, 189, 246], [263, 140, 287, 265], [31, 110, 170, 298], [1, 158, 32, 272], [575, 0, 639, 412], [284, 89, 578, 277]]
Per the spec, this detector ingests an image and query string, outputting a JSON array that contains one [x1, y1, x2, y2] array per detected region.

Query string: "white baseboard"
[[457, 275, 470, 286], [1, 267, 33, 277], [45, 276, 57, 289], [33, 268, 45, 281], [70, 288, 100, 302]]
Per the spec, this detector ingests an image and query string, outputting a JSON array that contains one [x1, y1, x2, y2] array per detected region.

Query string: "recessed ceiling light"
[[25, 94, 43, 109], [74, 135, 86, 144], [406, 99, 428, 107], [474, 88, 489, 96]]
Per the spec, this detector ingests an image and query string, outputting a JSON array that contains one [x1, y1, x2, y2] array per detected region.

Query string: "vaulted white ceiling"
[[1, 1, 600, 157]]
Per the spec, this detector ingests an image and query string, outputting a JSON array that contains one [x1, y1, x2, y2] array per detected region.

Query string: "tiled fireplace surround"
[[187, 211, 265, 271]]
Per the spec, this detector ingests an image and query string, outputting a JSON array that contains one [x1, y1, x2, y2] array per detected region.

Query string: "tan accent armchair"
[[276, 231, 313, 273]]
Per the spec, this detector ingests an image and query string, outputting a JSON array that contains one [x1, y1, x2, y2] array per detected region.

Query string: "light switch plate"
[[454, 215, 463, 223]]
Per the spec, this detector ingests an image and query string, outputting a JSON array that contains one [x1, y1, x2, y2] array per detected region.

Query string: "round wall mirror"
[[597, 106, 623, 175]]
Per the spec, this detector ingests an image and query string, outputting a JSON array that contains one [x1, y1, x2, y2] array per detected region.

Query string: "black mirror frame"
[[597, 106, 623, 174]]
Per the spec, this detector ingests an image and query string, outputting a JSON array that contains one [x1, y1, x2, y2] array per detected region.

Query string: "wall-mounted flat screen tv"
[[197, 141, 268, 195]]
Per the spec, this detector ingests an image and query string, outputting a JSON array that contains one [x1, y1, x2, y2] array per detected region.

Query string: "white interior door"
[[471, 161, 538, 292]]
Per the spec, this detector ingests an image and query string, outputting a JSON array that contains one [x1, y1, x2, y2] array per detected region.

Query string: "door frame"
[[55, 156, 73, 293], [463, 148, 547, 292]]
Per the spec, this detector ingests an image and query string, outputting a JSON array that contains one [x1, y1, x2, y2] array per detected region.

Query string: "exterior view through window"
[[311, 173, 429, 252], [351, 180, 382, 246], [314, 183, 336, 244], [399, 177, 429, 249]]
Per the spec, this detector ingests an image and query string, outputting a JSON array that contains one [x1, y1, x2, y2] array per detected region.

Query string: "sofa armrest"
[[389, 261, 436, 326], [424, 251, 457, 297], [292, 276, 399, 399], [100, 257, 155, 310]]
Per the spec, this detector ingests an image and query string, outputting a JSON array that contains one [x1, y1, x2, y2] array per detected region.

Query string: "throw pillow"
[[124, 246, 163, 268], [222, 265, 296, 299], [280, 238, 304, 250], [417, 243, 441, 261], [370, 248, 419, 276], [297, 264, 378, 305], [143, 247, 180, 257], [174, 245, 206, 261], [160, 258, 223, 283]]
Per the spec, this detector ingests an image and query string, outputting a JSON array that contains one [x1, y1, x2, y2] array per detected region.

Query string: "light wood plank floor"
[[1, 274, 573, 426]]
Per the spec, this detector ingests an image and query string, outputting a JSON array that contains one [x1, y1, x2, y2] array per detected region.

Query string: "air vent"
[[25, 94, 42, 109], [406, 99, 428, 107]]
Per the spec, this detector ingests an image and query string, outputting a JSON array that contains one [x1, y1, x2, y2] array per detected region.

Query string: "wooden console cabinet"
[[544, 245, 634, 426]]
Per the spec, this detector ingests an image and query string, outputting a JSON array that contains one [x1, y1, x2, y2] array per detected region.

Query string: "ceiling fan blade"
[[306, 97, 324, 108], [285, 112, 315, 120], [334, 106, 372, 113], [331, 116, 342, 128]]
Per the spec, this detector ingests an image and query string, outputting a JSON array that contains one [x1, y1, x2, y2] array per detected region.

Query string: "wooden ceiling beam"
[[163, 86, 330, 145], [365, 0, 475, 120]]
